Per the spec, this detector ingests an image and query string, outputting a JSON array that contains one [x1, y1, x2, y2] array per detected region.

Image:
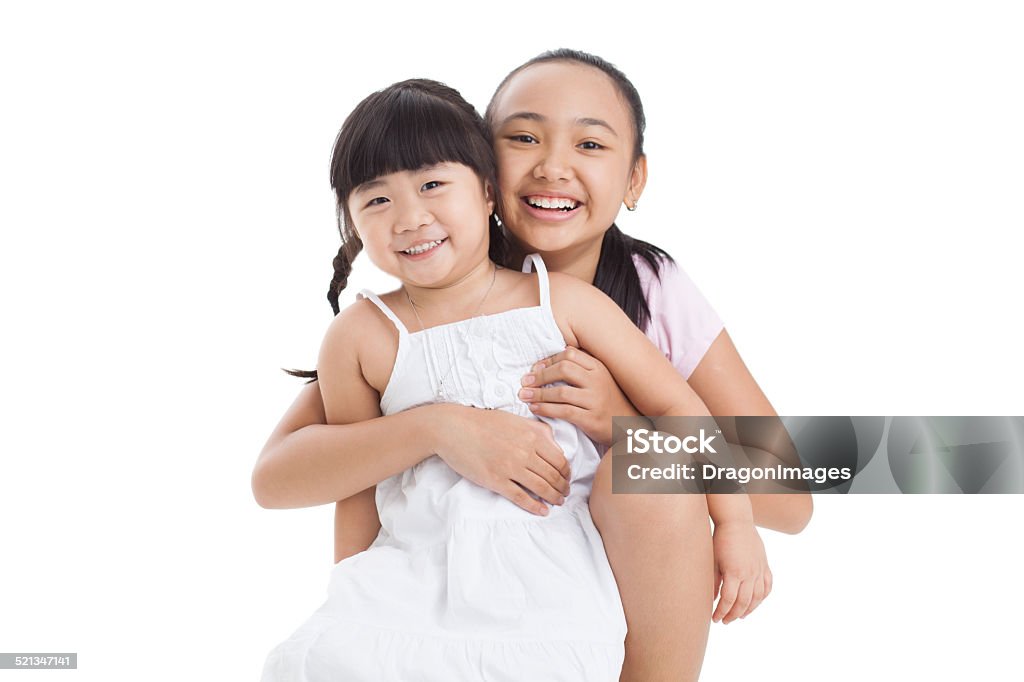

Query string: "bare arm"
[[688, 330, 813, 534], [250, 372, 457, 564], [552, 274, 761, 530], [550, 272, 712, 421], [251, 377, 453, 510], [251, 391, 570, 512], [253, 302, 572, 569]]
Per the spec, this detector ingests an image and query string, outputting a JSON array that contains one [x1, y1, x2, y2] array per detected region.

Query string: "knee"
[[589, 454, 710, 539], [787, 494, 814, 534]]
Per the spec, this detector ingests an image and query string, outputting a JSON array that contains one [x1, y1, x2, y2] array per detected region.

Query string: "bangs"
[[331, 83, 495, 201]]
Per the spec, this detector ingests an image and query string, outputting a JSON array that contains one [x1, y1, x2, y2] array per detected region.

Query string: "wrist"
[[713, 516, 756, 533], [708, 494, 755, 529], [419, 403, 462, 455]]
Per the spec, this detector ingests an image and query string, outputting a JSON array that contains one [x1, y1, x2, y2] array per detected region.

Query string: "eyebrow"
[[354, 179, 385, 194], [500, 111, 546, 126], [499, 111, 618, 137], [576, 117, 618, 136], [353, 164, 451, 195]]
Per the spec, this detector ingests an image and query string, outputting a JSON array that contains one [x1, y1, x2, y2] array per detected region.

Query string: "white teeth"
[[402, 239, 443, 255], [526, 196, 578, 210]]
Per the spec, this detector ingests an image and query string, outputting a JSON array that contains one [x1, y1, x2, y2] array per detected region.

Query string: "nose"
[[533, 146, 574, 182], [395, 200, 434, 233]]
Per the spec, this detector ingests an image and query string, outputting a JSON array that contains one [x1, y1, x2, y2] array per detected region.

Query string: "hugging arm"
[[550, 273, 771, 621], [549, 272, 712, 421], [249, 377, 426, 562], [251, 303, 574, 561], [519, 301, 812, 533]]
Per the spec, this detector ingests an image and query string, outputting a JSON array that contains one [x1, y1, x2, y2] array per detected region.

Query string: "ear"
[[484, 180, 496, 215], [342, 198, 361, 239], [623, 155, 648, 210]]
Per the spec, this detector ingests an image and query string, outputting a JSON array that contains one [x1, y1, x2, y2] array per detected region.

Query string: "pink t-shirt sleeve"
[[634, 254, 724, 380]]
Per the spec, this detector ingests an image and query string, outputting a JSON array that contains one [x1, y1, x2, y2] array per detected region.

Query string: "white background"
[[1, 1, 1022, 680]]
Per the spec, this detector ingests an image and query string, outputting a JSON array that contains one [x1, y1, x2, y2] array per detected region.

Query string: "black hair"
[[287, 79, 510, 380], [328, 78, 508, 314], [485, 48, 672, 331]]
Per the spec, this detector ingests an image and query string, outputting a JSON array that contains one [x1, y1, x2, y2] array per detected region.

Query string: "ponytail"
[[593, 224, 672, 331]]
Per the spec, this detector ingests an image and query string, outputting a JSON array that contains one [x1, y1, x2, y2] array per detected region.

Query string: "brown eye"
[[509, 134, 537, 144], [579, 141, 604, 150]]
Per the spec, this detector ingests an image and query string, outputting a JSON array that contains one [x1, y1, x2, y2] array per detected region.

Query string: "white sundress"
[[260, 255, 627, 681]]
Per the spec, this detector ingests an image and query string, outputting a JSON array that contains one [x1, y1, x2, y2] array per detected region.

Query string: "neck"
[[509, 236, 603, 285], [403, 259, 496, 320]]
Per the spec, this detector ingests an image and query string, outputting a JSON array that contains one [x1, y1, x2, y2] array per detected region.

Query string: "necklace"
[[404, 265, 498, 400]]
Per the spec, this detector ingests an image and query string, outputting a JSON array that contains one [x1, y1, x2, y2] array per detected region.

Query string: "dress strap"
[[357, 289, 410, 337], [521, 253, 551, 310]]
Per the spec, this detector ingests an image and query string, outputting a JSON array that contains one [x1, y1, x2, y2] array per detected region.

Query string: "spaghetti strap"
[[521, 253, 551, 311], [357, 289, 409, 337]]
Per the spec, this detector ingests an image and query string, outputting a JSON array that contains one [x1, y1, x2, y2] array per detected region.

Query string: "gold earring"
[[626, 200, 638, 212]]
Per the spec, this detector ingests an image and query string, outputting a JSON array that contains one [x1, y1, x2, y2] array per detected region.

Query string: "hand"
[[432, 404, 571, 516], [517, 347, 638, 445], [711, 520, 772, 624]]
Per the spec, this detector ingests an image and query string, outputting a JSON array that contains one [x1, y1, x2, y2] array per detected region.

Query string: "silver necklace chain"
[[404, 265, 498, 400]]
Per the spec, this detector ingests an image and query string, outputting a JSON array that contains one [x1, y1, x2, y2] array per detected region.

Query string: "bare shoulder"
[[547, 270, 601, 301], [319, 297, 400, 391], [548, 271, 614, 316], [547, 272, 617, 349], [321, 297, 389, 348]]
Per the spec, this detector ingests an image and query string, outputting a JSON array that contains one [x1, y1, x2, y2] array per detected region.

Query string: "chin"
[[512, 229, 577, 257]]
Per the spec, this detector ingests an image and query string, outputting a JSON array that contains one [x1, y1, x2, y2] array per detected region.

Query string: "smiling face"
[[489, 60, 647, 277], [346, 162, 494, 288]]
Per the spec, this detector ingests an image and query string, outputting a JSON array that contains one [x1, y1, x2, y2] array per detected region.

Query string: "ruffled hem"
[[262, 615, 624, 682]]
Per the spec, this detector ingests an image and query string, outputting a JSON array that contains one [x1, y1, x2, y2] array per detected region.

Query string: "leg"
[[589, 453, 714, 682]]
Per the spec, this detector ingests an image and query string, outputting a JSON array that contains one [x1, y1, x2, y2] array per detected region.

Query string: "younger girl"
[[260, 79, 758, 681]]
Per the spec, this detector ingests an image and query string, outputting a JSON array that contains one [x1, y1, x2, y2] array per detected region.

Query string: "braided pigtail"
[[327, 232, 363, 315], [285, 218, 363, 382]]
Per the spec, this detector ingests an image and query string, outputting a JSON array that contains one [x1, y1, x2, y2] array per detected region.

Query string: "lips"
[[523, 194, 581, 211], [519, 193, 583, 222], [398, 237, 447, 257]]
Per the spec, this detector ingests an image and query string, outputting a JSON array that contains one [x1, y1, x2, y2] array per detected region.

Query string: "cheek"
[[358, 225, 389, 255], [496, 153, 530, 190], [496, 184, 520, 216], [584, 164, 628, 207]]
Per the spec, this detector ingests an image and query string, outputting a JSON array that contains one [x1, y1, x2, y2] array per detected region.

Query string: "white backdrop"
[[1, 1, 1022, 680]]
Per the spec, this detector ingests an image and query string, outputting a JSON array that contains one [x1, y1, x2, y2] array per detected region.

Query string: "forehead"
[[350, 163, 476, 194], [492, 61, 632, 129]]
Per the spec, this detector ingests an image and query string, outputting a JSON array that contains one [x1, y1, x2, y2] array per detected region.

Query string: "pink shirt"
[[634, 254, 724, 380]]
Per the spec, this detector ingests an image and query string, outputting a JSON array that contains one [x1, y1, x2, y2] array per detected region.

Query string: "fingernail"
[[519, 389, 534, 400], [531, 362, 544, 371], [520, 374, 535, 386]]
